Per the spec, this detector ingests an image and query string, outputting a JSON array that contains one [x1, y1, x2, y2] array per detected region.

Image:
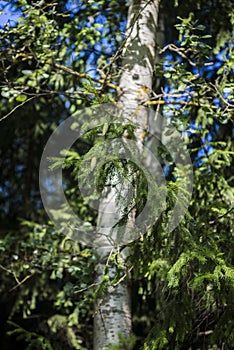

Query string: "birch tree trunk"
[[93, 1, 159, 349]]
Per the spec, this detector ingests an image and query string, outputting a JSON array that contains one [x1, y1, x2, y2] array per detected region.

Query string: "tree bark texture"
[[93, 1, 159, 349]]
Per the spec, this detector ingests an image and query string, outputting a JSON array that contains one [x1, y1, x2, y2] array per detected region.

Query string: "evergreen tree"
[[0, 0, 233, 349]]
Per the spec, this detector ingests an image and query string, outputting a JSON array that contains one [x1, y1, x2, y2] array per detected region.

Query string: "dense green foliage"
[[0, 0, 233, 349]]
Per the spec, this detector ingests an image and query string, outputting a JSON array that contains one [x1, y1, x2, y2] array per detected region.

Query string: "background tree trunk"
[[93, 1, 159, 349]]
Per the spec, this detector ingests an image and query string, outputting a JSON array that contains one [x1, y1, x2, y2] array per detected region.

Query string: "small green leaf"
[[102, 122, 109, 136], [16, 94, 27, 102], [196, 25, 206, 31]]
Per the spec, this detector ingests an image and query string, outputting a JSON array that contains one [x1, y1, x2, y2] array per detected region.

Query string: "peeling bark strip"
[[93, 1, 159, 349]]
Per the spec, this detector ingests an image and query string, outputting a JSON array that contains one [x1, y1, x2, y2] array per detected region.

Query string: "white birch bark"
[[93, 1, 159, 349]]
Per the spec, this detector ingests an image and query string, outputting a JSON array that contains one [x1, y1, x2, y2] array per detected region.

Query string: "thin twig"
[[9, 274, 33, 292], [74, 282, 101, 293], [209, 207, 234, 225], [211, 82, 234, 107], [112, 265, 133, 287], [0, 264, 11, 273], [0, 96, 36, 122], [160, 44, 196, 66], [145, 99, 218, 109], [51, 62, 118, 91]]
